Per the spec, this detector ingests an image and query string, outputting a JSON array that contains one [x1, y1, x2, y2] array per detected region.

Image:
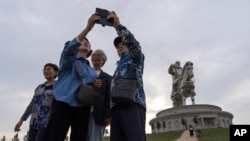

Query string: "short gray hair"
[[92, 49, 107, 66]]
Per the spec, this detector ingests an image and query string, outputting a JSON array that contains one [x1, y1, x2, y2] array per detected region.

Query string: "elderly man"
[[88, 49, 112, 141]]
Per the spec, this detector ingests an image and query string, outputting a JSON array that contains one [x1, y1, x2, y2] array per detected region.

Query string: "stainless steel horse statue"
[[179, 61, 196, 105]]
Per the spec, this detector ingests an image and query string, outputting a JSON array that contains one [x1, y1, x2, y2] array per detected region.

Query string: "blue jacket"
[[54, 38, 98, 107], [111, 25, 146, 109]]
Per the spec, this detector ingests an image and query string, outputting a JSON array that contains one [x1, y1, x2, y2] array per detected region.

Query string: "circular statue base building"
[[149, 104, 233, 133]]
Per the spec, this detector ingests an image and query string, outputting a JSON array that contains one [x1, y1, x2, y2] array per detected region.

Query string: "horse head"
[[179, 61, 196, 104], [182, 61, 194, 82]]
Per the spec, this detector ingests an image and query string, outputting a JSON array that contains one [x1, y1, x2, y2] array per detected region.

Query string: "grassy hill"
[[197, 127, 229, 141], [103, 127, 229, 141]]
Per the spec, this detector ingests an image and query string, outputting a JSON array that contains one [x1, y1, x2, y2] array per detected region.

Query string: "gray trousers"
[[87, 112, 105, 141]]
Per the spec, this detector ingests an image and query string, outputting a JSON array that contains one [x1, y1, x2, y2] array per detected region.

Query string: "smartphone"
[[95, 8, 113, 27]]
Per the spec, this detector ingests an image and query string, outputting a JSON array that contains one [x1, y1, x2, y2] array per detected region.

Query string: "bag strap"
[[75, 60, 84, 81]]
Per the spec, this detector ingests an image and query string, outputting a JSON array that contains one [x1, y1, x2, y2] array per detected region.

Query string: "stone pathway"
[[175, 130, 198, 141]]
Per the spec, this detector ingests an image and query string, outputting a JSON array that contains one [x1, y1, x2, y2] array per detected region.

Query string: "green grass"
[[103, 130, 183, 141], [103, 127, 229, 141], [198, 127, 229, 141], [146, 130, 183, 141]]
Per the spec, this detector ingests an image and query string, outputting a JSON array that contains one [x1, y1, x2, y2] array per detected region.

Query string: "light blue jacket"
[[54, 38, 97, 107]]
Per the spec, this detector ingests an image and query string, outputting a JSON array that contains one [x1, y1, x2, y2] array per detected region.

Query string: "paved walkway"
[[175, 130, 198, 141]]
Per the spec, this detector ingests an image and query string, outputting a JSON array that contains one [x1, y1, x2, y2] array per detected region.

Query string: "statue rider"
[[168, 61, 182, 96]]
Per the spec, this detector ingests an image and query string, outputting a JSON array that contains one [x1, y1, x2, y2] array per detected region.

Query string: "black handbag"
[[75, 60, 97, 106], [111, 78, 138, 104]]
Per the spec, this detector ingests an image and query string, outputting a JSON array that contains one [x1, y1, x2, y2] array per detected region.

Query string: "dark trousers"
[[189, 130, 194, 137], [43, 100, 90, 141], [28, 128, 46, 141], [110, 104, 146, 141]]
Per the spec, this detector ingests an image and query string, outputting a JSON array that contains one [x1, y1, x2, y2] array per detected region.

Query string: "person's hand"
[[14, 120, 23, 132], [105, 117, 111, 126], [107, 11, 120, 28], [94, 79, 102, 88], [78, 13, 100, 41], [86, 13, 100, 31]]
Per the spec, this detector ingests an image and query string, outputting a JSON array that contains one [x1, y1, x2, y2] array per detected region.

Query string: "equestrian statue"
[[168, 61, 196, 107]]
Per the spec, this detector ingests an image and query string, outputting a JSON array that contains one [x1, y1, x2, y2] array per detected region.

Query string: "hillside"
[[103, 127, 229, 141]]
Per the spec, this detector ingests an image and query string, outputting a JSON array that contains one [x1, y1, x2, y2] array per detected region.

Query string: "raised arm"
[[59, 13, 100, 71], [77, 13, 100, 41], [108, 12, 143, 64]]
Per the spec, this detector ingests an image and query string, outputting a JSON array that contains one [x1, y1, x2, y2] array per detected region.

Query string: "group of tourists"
[[14, 11, 146, 141]]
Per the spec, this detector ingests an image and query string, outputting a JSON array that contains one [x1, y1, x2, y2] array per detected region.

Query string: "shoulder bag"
[[111, 78, 139, 104], [75, 60, 97, 106]]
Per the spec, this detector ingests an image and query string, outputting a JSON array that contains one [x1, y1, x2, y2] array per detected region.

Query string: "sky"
[[1, 0, 250, 140]]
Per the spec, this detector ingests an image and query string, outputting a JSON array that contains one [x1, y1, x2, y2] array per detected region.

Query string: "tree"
[[157, 121, 161, 130], [1, 136, 6, 141], [181, 118, 187, 129], [23, 135, 28, 141], [104, 129, 109, 137], [11, 133, 19, 141], [151, 123, 154, 130], [193, 116, 199, 125], [23, 131, 29, 141], [163, 121, 166, 128]]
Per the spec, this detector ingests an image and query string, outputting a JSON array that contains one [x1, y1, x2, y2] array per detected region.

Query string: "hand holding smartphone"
[[95, 8, 113, 27]]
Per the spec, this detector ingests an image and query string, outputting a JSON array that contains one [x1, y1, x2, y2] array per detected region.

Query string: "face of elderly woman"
[[43, 64, 58, 79]]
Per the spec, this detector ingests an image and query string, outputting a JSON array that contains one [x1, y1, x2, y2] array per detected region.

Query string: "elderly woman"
[[14, 63, 59, 141]]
